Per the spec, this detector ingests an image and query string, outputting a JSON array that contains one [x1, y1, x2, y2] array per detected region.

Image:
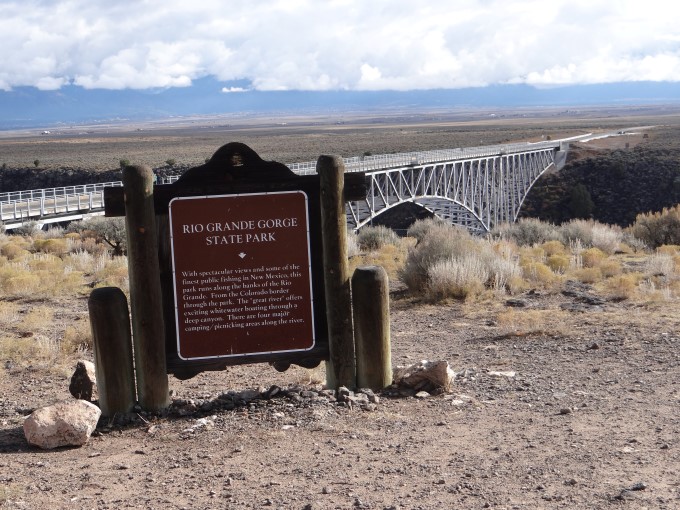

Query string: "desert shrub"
[[33, 238, 69, 256], [346, 231, 360, 258], [573, 267, 602, 284], [656, 245, 680, 255], [581, 247, 607, 268], [401, 221, 520, 298], [0, 241, 29, 260], [493, 218, 560, 246], [12, 221, 41, 237], [357, 225, 399, 251], [406, 217, 447, 242], [42, 226, 65, 239], [590, 223, 623, 254], [546, 254, 570, 273], [605, 273, 641, 300], [520, 261, 556, 286], [401, 222, 475, 291], [68, 216, 127, 255], [61, 322, 92, 354], [426, 256, 487, 300], [559, 219, 594, 247], [599, 259, 622, 278], [541, 240, 566, 256], [483, 250, 522, 292], [630, 205, 680, 248], [350, 242, 409, 280], [644, 252, 675, 277]]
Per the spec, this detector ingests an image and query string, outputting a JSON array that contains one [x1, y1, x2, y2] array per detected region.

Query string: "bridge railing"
[[0, 141, 562, 226], [287, 140, 561, 175]]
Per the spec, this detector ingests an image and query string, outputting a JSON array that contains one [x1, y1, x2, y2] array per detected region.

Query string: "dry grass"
[[0, 229, 124, 373], [496, 308, 571, 337]]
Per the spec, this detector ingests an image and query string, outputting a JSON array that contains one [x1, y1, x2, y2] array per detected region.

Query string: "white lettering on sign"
[[181, 217, 299, 245]]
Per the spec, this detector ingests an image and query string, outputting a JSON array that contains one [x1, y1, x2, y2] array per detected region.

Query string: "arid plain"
[[1, 107, 680, 509]]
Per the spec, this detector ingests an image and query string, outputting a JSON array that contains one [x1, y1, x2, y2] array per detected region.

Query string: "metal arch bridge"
[[0, 138, 572, 233]]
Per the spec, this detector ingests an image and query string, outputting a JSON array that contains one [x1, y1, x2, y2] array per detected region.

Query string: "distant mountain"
[[1, 79, 679, 130]]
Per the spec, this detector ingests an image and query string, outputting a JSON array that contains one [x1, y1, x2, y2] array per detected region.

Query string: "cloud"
[[221, 87, 248, 93], [1, 0, 679, 92]]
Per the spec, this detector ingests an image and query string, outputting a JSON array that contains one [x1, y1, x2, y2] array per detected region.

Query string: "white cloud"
[[1, 0, 679, 92], [221, 87, 248, 93]]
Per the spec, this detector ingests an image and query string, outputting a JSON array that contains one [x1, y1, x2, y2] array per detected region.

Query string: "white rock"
[[488, 370, 516, 378], [393, 360, 456, 391], [24, 400, 101, 449]]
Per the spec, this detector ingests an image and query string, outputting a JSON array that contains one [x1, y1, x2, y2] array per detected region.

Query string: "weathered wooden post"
[[123, 165, 170, 411], [317, 155, 356, 390], [352, 266, 392, 390], [88, 287, 136, 416]]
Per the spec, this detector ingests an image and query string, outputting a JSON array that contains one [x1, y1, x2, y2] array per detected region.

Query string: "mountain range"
[[2, 79, 679, 130]]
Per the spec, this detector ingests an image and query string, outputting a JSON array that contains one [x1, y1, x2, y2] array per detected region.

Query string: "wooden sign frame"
[[105, 142, 366, 380]]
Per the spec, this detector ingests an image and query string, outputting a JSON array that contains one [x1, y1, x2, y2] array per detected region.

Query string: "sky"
[[2, 0, 680, 93]]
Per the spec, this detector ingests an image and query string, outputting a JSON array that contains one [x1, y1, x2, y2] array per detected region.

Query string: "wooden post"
[[352, 266, 392, 390], [88, 287, 136, 416], [123, 165, 170, 411], [317, 155, 356, 390]]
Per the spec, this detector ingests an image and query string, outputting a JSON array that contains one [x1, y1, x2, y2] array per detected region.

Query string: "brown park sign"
[[169, 191, 315, 360]]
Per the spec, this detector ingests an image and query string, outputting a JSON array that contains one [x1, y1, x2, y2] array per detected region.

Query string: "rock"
[[24, 400, 101, 449], [505, 298, 529, 307], [488, 370, 516, 378], [393, 360, 456, 392], [69, 360, 97, 401], [236, 389, 261, 402], [415, 391, 431, 398]]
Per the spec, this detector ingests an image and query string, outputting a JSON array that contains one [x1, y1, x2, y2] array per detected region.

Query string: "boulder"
[[393, 360, 456, 393], [69, 360, 97, 401], [24, 400, 101, 449]]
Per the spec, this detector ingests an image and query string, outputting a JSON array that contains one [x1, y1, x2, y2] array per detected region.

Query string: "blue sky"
[[1, 0, 680, 126]]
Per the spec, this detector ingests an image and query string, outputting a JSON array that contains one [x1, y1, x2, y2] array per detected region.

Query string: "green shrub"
[[68, 217, 127, 255], [357, 225, 399, 251]]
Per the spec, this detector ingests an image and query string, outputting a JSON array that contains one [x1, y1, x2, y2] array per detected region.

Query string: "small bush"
[[590, 223, 623, 254], [605, 274, 640, 300], [630, 205, 680, 248], [521, 261, 556, 286], [599, 259, 622, 278], [401, 222, 474, 291], [546, 254, 570, 273], [573, 267, 601, 284], [559, 219, 594, 247], [406, 218, 447, 243], [33, 238, 69, 256], [541, 240, 566, 256], [357, 225, 399, 251], [493, 218, 560, 246], [426, 256, 487, 300], [645, 252, 675, 277], [346, 231, 360, 258], [582, 248, 607, 268]]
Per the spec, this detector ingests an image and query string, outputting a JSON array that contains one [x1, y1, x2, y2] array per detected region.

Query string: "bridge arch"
[[346, 145, 561, 233]]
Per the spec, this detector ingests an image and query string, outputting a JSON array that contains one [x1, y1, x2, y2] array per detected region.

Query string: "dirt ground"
[[2, 110, 680, 509], [1, 285, 680, 510]]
